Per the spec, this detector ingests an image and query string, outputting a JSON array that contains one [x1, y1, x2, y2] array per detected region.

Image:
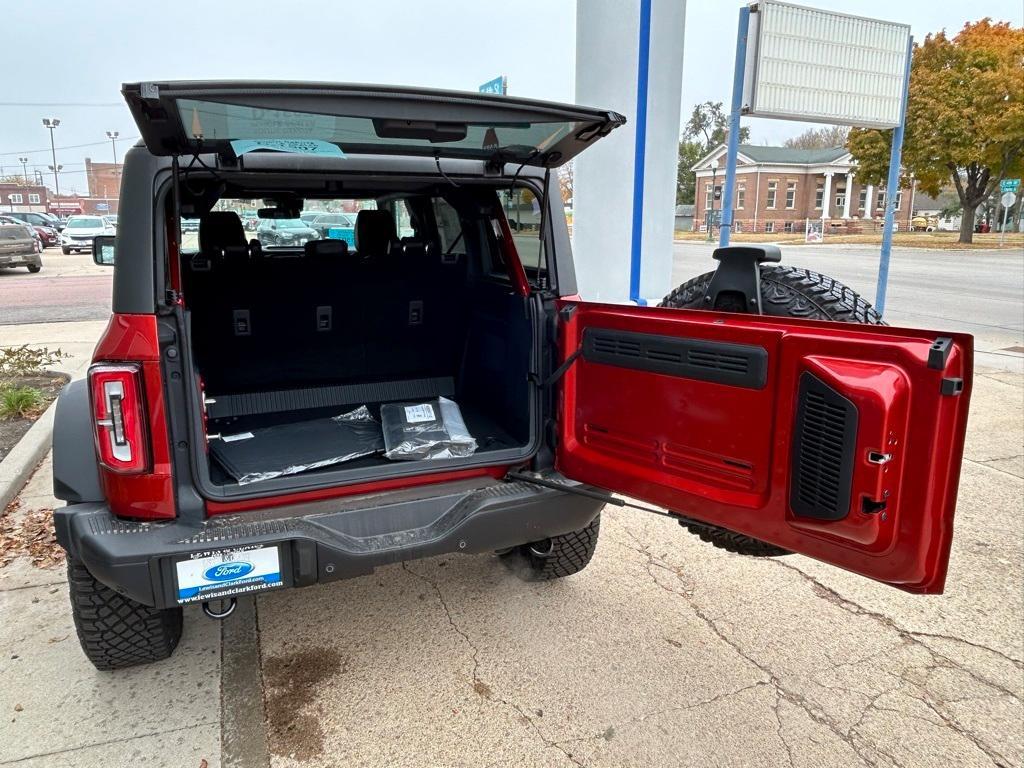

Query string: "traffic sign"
[[479, 76, 507, 95], [1001, 178, 1020, 193], [1001, 192, 1017, 208]]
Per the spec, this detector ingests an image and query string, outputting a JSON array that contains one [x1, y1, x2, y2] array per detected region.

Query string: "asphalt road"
[[672, 242, 1024, 370], [0, 250, 112, 326]]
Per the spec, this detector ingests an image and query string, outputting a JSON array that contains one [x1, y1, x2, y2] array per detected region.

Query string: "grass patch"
[[0, 386, 45, 420]]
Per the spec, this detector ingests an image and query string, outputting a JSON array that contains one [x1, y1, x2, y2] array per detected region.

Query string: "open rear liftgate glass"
[[553, 301, 972, 595]]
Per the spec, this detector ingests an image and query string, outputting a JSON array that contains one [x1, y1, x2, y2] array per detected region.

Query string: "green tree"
[[677, 102, 751, 205], [847, 19, 1024, 243], [676, 140, 702, 205], [784, 125, 849, 149]]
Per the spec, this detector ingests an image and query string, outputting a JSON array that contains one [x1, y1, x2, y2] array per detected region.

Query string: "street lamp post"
[[42, 118, 61, 211], [706, 158, 719, 242], [106, 131, 119, 165], [18, 157, 29, 184]]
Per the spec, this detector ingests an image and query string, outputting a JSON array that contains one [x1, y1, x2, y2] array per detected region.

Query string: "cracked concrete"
[[253, 366, 1022, 767]]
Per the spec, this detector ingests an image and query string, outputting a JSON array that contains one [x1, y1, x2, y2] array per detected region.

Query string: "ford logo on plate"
[[203, 562, 254, 582]]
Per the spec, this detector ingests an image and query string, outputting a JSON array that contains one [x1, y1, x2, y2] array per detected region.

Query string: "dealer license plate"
[[175, 545, 283, 604]]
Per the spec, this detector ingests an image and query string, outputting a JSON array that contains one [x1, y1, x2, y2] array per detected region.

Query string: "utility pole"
[[106, 131, 119, 165], [42, 118, 61, 209]]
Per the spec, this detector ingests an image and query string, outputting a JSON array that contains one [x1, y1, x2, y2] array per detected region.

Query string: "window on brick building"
[[784, 221, 794, 233], [835, 189, 846, 209], [705, 184, 713, 211], [815, 184, 824, 209], [766, 181, 777, 209], [764, 221, 775, 233], [876, 190, 885, 210], [10, 193, 23, 204], [858, 188, 866, 210], [785, 182, 796, 209], [29, 193, 40, 204], [895, 191, 903, 209], [736, 184, 745, 209]]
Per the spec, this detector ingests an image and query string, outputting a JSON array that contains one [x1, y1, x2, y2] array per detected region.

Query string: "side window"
[[387, 199, 415, 238], [432, 198, 465, 256], [497, 188, 546, 273]]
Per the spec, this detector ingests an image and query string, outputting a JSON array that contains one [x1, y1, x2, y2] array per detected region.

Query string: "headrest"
[[304, 239, 349, 259], [355, 210, 397, 257], [199, 212, 246, 253], [398, 237, 437, 259]]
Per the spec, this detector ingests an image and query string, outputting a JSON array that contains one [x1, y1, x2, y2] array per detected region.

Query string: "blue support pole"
[[719, 5, 751, 249], [628, 0, 653, 305], [875, 34, 914, 315]]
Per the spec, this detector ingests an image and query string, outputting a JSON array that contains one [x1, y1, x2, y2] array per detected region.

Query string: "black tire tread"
[[529, 515, 601, 580], [67, 558, 182, 671], [658, 264, 884, 558]]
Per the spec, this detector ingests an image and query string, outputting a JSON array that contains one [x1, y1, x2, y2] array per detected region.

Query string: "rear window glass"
[[177, 99, 586, 161], [0, 225, 30, 240]]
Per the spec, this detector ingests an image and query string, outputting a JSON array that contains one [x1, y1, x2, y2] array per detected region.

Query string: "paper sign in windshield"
[[229, 139, 345, 158]]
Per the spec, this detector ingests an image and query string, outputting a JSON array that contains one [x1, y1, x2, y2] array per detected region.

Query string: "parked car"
[[54, 80, 973, 671], [103, 215, 119, 231], [60, 215, 112, 254], [256, 217, 320, 247], [1, 211, 60, 246], [303, 212, 356, 245], [0, 221, 42, 272]]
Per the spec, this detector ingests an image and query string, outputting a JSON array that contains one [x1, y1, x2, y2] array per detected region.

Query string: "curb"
[[0, 396, 57, 512]]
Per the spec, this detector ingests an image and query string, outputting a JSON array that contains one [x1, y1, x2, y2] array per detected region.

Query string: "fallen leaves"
[[0, 500, 65, 570]]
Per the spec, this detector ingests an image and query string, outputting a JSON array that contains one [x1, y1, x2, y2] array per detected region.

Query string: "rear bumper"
[[0, 253, 41, 267], [55, 475, 603, 609]]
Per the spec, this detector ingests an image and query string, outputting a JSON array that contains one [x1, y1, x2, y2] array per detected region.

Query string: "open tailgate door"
[[556, 301, 972, 594]]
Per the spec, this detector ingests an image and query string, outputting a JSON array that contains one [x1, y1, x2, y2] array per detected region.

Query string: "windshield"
[[66, 217, 104, 229]]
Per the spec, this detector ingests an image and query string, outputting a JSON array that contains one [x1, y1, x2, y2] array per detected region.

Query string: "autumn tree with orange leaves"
[[847, 19, 1024, 243]]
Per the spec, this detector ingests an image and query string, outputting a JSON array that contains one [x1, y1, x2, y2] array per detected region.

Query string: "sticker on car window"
[[229, 139, 345, 158]]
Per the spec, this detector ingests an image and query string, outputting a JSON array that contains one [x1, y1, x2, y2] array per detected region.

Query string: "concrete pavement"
[[0, 366, 1018, 767]]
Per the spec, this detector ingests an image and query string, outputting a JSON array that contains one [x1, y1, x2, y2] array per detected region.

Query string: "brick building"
[[691, 144, 913, 235], [0, 183, 49, 214], [84, 158, 122, 213]]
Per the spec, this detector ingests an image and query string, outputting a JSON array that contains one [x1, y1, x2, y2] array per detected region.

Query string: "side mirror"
[[93, 235, 116, 266]]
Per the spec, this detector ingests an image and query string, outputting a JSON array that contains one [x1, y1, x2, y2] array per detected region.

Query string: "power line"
[[0, 102, 123, 107], [0, 136, 139, 157]]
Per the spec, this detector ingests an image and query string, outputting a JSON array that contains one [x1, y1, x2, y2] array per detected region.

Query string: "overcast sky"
[[1, 0, 1020, 194]]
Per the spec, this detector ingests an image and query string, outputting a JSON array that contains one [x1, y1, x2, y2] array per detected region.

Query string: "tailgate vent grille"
[[790, 373, 858, 521], [687, 348, 750, 374]]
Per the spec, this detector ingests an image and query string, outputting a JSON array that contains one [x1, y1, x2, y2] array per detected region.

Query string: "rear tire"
[[510, 515, 601, 580], [67, 558, 183, 670], [27, 264, 41, 273], [61, 247, 71, 255], [659, 264, 884, 558]]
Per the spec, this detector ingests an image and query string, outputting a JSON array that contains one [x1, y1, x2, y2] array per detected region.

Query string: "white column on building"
[[821, 171, 833, 220], [842, 171, 853, 219], [865, 183, 875, 219]]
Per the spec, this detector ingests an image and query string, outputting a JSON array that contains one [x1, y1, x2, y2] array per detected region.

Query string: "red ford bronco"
[[52, 82, 972, 669]]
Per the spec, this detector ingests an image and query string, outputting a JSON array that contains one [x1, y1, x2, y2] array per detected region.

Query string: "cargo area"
[[180, 187, 543, 494]]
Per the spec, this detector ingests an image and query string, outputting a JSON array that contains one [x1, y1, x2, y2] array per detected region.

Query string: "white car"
[[61, 215, 113, 254]]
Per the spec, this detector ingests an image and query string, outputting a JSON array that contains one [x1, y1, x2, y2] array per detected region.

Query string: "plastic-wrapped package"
[[211, 405, 384, 485], [381, 396, 478, 461]]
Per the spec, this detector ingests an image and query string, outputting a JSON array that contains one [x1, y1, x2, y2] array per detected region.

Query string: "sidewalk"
[[0, 365, 1019, 767]]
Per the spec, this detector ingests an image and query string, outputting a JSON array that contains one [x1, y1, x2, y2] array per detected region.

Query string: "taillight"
[[89, 364, 150, 474]]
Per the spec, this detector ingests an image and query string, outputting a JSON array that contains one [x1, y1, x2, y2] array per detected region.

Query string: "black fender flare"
[[52, 378, 103, 503]]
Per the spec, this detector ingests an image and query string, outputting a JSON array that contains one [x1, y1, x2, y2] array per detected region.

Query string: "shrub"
[[0, 345, 67, 380], [0, 386, 44, 420]]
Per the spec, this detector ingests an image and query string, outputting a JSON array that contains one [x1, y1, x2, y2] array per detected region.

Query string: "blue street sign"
[[479, 76, 507, 95], [1000, 178, 1020, 193], [96, 203, 110, 211]]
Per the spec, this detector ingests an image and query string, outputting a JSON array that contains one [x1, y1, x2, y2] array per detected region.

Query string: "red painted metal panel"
[[556, 301, 972, 594], [92, 314, 176, 520]]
